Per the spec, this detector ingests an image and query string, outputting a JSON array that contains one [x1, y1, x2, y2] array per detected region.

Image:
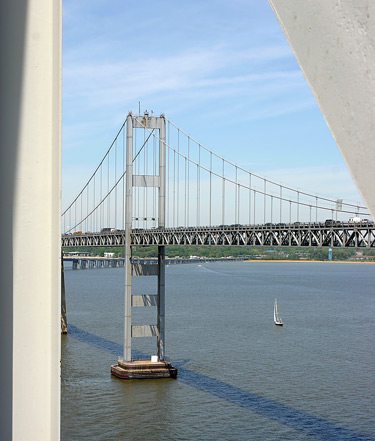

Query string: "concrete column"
[[0, 0, 61, 440], [124, 113, 133, 362], [269, 0, 375, 219]]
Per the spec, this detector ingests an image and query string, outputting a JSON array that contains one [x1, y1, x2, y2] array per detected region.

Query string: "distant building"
[[64, 251, 90, 257], [104, 252, 115, 258]]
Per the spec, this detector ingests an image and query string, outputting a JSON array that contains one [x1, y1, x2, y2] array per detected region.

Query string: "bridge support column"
[[111, 111, 176, 379], [61, 251, 67, 334], [123, 113, 133, 363], [157, 246, 165, 361]]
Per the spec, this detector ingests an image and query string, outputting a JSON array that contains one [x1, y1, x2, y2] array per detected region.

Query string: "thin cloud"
[[254, 164, 364, 206], [62, 1, 363, 212], [63, 45, 300, 117]]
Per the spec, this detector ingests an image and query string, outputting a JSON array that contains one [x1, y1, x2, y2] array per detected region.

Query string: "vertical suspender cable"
[[143, 128, 146, 228], [253, 190, 256, 225], [187, 137, 190, 226], [80, 193, 83, 231], [289, 201, 292, 223], [153, 134, 156, 227], [85, 188, 88, 232], [172, 138, 177, 227], [145, 130, 148, 227], [80, 192, 83, 231], [197, 144, 200, 227], [222, 159, 225, 225], [280, 186, 282, 223], [166, 122, 170, 227], [122, 126, 125, 230], [297, 191, 300, 222], [177, 129, 180, 227], [238, 180, 240, 226], [264, 180, 266, 224], [93, 175, 96, 233], [235, 166, 238, 225], [249, 174, 252, 225], [100, 166, 103, 229], [185, 144, 187, 227], [115, 139, 117, 228], [107, 154, 110, 227], [134, 126, 137, 227], [209, 152, 212, 226]]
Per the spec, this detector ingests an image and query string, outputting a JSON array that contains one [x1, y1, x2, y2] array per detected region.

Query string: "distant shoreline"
[[243, 259, 375, 263]]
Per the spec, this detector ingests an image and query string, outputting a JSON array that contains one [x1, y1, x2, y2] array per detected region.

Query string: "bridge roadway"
[[62, 222, 375, 249]]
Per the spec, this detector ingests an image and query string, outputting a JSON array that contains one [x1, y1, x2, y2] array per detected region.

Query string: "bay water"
[[61, 261, 375, 440]]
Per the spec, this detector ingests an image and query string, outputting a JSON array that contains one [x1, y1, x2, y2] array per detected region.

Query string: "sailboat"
[[274, 298, 283, 326]]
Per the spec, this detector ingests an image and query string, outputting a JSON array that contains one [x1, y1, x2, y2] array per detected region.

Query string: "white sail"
[[274, 298, 283, 325], [274, 298, 277, 322]]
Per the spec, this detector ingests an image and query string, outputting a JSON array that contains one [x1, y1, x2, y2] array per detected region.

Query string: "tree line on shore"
[[63, 245, 375, 262]]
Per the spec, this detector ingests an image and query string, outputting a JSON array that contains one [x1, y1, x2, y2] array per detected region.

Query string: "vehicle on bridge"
[[349, 216, 362, 224], [101, 227, 117, 233], [324, 219, 335, 227]]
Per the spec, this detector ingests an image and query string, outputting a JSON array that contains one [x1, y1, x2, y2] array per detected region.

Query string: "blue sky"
[[62, 0, 364, 211]]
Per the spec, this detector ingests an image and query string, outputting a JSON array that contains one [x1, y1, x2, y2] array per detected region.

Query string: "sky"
[[62, 0, 364, 212]]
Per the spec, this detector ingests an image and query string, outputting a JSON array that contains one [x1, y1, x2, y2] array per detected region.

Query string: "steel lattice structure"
[[62, 112, 371, 238], [62, 222, 375, 249]]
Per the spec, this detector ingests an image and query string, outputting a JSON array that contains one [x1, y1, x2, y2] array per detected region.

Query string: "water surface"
[[62, 261, 375, 440]]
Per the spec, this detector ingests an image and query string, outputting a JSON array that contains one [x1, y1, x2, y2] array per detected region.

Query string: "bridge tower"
[[111, 111, 177, 379]]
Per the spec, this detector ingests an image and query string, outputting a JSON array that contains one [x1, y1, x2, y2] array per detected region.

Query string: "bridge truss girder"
[[62, 223, 375, 249]]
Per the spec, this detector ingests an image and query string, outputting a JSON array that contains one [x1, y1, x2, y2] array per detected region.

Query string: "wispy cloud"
[[63, 45, 295, 101], [62, 1, 361, 212], [254, 164, 364, 206], [62, 45, 306, 144]]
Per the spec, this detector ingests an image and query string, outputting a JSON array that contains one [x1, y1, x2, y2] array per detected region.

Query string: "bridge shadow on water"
[[67, 324, 374, 441]]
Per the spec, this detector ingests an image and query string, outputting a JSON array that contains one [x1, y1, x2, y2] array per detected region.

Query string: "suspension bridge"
[[62, 111, 374, 249], [61, 111, 374, 379]]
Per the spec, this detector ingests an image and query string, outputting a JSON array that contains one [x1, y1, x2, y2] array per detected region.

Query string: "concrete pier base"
[[111, 359, 177, 379]]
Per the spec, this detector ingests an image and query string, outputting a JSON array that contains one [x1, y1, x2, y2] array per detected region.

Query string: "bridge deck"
[[62, 222, 375, 249]]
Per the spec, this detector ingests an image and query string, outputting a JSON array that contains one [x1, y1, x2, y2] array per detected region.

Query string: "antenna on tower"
[[138, 101, 141, 114]]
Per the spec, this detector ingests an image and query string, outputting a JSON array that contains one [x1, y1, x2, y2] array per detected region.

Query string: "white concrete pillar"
[[269, 0, 375, 219], [0, 0, 61, 440]]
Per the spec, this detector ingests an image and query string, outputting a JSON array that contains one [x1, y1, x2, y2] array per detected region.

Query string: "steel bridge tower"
[[111, 111, 177, 379]]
